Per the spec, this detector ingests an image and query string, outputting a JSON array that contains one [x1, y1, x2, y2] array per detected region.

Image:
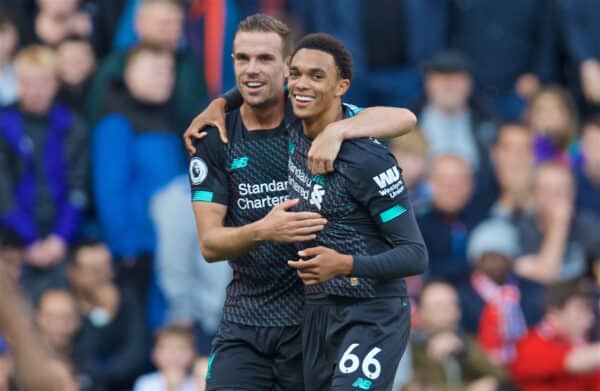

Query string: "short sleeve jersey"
[[189, 103, 304, 327], [287, 105, 417, 298]]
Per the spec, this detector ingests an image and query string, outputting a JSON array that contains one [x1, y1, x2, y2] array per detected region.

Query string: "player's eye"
[[258, 54, 274, 62], [289, 70, 300, 79], [234, 54, 249, 62]]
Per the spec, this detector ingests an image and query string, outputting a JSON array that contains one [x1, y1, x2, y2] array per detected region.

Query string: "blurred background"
[[1, 0, 600, 390]]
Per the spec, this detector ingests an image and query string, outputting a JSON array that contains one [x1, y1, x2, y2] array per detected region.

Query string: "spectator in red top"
[[510, 281, 600, 391]]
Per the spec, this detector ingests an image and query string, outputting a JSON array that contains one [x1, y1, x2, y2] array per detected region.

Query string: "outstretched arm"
[[183, 86, 417, 163], [308, 106, 417, 174]]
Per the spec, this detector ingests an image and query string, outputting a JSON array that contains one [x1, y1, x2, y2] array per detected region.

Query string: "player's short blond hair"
[[236, 14, 292, 57], [389, 127, 429, 156], [15, 44, 58, 73]]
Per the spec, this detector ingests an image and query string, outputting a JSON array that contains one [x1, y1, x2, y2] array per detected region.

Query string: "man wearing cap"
[[458, 218, 544, 366], [419, 50, 496, 173]]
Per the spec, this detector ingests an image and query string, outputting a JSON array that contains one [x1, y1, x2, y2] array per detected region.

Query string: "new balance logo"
[[309, 184, 325, 210], [372, 166, 400, 189], [230, 156, 249, 170], [352, 377, 372, 390]]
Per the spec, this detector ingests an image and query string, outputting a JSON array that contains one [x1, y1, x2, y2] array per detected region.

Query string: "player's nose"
[[246, 58, 260, 73]]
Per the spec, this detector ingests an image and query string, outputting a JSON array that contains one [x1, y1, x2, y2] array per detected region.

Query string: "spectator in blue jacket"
[[92, 42, 186, 299], [0, 45, 88, 269]]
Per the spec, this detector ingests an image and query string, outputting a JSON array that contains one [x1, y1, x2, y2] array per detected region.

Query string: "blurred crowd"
[[1, 0, 600, 390]]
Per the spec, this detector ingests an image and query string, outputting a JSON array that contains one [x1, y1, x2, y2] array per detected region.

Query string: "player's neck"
[[240, 93, 285, 131], [302, 100, 342, 139]]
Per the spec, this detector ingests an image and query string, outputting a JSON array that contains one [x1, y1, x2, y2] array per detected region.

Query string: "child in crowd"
[[527, 85, 581, 167], [134, 326, 197, 391]]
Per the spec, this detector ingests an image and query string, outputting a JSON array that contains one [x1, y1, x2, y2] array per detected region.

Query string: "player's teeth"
[[247, 82, 262, 87], [295, 95, 314, 102]]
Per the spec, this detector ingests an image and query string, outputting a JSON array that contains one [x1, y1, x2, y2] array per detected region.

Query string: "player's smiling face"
[[288, 48, 349, 121], [233, 31, 287, 109]]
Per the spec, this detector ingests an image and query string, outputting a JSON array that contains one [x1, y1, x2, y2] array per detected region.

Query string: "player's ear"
[[335, 78, 350, 98], [283, 56, 290, 78]]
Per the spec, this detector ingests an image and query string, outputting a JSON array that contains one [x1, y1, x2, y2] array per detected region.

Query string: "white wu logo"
[[309, 184, 325, 210], [372, 166, 400, 189]]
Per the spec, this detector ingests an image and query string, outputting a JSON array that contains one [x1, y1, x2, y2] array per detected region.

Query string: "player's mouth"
[[292, 94, 315, 108], [243, 81, 266, 93]]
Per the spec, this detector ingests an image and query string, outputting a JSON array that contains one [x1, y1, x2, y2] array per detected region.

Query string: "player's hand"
[[257, 199, 327, 243], [183, 98, 228, 155], [288, 246, 353, 285], [308, 122, 344, 174]]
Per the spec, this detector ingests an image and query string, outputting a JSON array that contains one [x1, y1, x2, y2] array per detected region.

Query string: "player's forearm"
[[350, 241, 428, 280], [350, 204, 428, 279], [342, 107, 417, 140], [199, 222, 263, 262]]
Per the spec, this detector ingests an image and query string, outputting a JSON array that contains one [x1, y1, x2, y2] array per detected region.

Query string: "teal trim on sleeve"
[[192, 190, 214, 202], [379, 205, 407, 223], [343, 102, 364, 117]]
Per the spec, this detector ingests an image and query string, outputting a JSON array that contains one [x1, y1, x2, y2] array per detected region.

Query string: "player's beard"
[[244, 86, 283, 111]]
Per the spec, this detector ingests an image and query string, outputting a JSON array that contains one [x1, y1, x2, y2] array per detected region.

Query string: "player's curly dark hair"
[[291, 33, 353, 81]]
